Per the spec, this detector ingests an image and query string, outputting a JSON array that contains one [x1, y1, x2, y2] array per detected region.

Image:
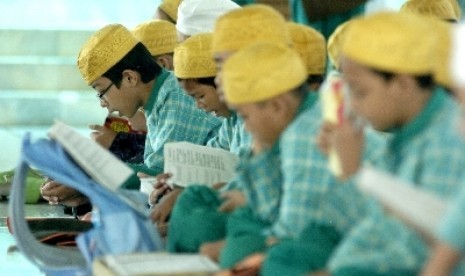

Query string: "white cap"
[[176, 0, 240, 36], [452, 23, 465, 87]]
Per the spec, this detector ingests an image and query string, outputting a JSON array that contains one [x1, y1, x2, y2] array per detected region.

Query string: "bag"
[[9, 135, 163, 275]]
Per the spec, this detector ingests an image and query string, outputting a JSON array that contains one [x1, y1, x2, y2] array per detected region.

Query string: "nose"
[[196, 100, 205, 109], [100, 99, 108, 108]]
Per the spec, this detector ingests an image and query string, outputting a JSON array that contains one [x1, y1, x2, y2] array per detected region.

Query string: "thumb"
[[88, 124, 104, 131]]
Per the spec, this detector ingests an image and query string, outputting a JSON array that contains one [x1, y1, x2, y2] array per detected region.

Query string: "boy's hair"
[[197, 77, 216, 88], [307, 74, 325, 87], [103, 42, 162, 88], [291, 83, 310, 99], [177, 77, 217, 89], [371, 69, 434, 90]]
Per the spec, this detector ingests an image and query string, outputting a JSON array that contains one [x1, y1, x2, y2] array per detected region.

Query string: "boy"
[[149, 33, 251, 224], [166, 4, 291, 256], [42, 24, 222, 204], [322, 12, 465, 275], [422, 22, 465, 276]]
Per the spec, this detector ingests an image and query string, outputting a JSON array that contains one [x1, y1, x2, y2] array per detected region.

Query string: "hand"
[[40, 179, 89, 207], [147, 173, 173, 205], [200, 240, 225, 262], [332, 116, 364, 180], [88, 124, 118, 149], [150, 187, 182, 224], [317, 122, 337, 156], [212, 182, 226, 190], [232, 253, 265, 273], [218, 190, 246, 213]]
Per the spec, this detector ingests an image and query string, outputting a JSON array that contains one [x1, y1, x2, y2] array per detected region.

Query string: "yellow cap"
[[174, 33, 217, 79], [212, 4, 291, 54], [286, 22, 326, 75], [327, 20, 354, 71], [223, 42, 307, 105], [431, 19, 453, 88], [77, 24, 139, 85], [133, 20, 178, 56], [400, 0, 458, 21], [159, 0, 183, 22], [448, 0, 462, 20], [342, 11, 436, 75]]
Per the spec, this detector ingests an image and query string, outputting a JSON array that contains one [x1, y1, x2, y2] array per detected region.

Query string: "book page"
[[164, 142, 239, 188], [357, 166, 448, 239], [48, 121, 133, 191], [103, 253, 220, 275]]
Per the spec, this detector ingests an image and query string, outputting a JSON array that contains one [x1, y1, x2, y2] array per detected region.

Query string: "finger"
[[88, 124, 103, 131], [156, 173, 172, 181], [218, 200, 231, 213]]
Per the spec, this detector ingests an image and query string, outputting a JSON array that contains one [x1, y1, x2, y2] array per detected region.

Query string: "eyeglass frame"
[[96, 82, 114, 100]]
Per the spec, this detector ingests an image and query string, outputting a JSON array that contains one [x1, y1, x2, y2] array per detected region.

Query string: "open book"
[[48, 121, 134, 191], [357, 166, 448, 240], [164, 142, 239, 188], [93, 252, 220, 276], [48, 121, 149, 215]]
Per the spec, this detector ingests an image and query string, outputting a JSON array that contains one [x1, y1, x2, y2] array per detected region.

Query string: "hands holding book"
[[89, 124, 118, 149], [317, 119, 364, 180], [40, 178, 89, 207]]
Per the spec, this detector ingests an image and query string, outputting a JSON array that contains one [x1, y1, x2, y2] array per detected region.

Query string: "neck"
[[398, 85, 433, 127]]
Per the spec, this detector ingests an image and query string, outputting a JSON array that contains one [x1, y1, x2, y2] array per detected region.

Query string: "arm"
[[422, 243, 461, 276]]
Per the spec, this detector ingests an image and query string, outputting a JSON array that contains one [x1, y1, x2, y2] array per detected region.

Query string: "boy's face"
[[231, 100, 288, 149], [180, 79, 230, 117], [341, 57, 401, 131], [92, 76, 139, 118]]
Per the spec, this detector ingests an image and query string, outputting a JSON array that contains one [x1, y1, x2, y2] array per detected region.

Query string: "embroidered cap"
[[133, 20, 178, 56], [174, 33, 217, 79], [342, 11, 436, 75], [159, 0, 183, 22], [287, 22, 326, 75], [77, 24, 139, 85], [212, 4, 291, 54], [176, 0, 240, 37], [223, 42, 306, 105], [400, 0, 458, 21]]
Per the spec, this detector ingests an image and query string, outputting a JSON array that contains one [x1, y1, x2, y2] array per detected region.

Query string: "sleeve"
[[438, 187, 465, 252], [206, 118, 231, 151], [109, 132, 146, 163], [143, 85, 221, 176], [270, 122, 334, 239]]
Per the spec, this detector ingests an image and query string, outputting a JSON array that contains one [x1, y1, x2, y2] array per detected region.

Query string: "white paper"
[[104, 253, 220, 275], [48, 121, 133, 191], [163, 142, 239, 188], [357, 166, 448, 237]]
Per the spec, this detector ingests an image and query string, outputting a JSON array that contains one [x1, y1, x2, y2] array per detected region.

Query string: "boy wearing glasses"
[[40, 24, 221, 207]]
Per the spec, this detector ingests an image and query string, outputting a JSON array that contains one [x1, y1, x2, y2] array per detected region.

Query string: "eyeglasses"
[[96, 82, 114, 100]]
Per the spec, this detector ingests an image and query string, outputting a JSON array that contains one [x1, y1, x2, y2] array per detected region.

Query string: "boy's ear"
[[121, 70, 139, 87], [156, 55, 172, 70]]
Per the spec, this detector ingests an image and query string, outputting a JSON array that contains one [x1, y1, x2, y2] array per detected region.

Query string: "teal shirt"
[[143, 70, 222, 175], [270, 93, 385, 239], [206, 112, 251, 155], [329, 88, 465, 273]]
